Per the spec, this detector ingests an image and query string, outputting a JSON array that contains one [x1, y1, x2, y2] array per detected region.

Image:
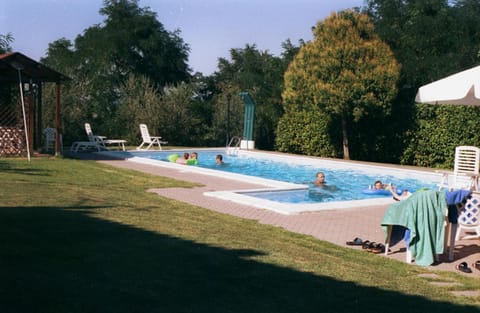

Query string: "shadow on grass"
[[0, 160, 49, 175], [0, 205, 477, 313]]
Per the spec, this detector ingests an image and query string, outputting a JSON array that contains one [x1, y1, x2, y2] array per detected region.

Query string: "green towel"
[[381, 190, 447, 266]]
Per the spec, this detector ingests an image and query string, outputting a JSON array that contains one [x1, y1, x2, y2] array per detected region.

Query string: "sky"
[[0, 0, 365, 75]]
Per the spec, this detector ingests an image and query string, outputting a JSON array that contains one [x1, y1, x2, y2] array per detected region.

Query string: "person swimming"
[[313, 172, 338, 191], [186, 152, 199, 165], [216, 154, 224, 165], [373, 180, 384, 190], [314, 172, 326, 186], [385, 184, 412, 201], [176, 152, 190, 164]]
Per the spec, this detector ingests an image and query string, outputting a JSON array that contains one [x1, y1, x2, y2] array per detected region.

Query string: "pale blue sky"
[[1, 0, 364, 75]]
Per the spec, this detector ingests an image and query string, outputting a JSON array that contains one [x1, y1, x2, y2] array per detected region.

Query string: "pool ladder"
[[226, 136, 241, 155]]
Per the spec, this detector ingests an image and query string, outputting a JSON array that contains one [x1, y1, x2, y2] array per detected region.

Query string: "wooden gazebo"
[[0, 52, 70, 156]]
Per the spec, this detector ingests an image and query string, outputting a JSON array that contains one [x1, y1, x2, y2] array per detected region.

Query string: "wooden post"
[[55, 83, 61, 156], [27, 90, 34, 155]]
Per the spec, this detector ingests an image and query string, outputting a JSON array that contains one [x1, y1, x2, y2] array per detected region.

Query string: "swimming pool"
[[103, 148, 441, 214]]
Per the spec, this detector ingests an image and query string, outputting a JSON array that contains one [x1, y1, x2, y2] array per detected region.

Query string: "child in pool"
[[186, 152, 198, 165], [176, 152, 190, 164], [385, 184, 412, 201], [216, 154, 224, 165]]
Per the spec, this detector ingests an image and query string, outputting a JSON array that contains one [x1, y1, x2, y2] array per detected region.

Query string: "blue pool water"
[[124, 149, 438, 204]]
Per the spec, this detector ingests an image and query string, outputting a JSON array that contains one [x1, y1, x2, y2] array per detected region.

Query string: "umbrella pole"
[[17, 69, 31, 162]]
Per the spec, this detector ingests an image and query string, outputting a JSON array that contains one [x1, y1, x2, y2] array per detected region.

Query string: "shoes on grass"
[[346, 238, 387, 254], [473, 260, 480, 271], [346, 237, 364, 246], [456, 262, 472, 273]]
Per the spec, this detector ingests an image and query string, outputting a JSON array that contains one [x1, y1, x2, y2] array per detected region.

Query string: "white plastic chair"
[[84, 122, 104, 146], [137, 124, 167, 150], [438, 146, 480, 191], [84, 122, 126, 151], [69, 123, 101, 153], [43, 127, 62, 152], [455, 192, 480, 241]]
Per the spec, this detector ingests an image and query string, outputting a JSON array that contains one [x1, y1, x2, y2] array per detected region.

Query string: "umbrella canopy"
[[415, 65, 480, 105]]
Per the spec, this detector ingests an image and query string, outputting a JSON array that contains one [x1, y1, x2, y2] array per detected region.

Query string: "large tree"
[[281, 11, 400, 159], [96, 0, 190, 86], [364, 0, 479, 91], [40, 0, 191, 142], [364, 0, 480, 166]]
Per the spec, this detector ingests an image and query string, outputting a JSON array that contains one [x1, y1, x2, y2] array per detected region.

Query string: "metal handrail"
[[226, 136, 241, 155], [227, 136, 241, 148]]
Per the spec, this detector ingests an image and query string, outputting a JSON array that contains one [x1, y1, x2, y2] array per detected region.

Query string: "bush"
[[401, 104, 480, 168], [275, 110, 339, 157]]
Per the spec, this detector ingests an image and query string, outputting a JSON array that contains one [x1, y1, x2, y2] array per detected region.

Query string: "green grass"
[[1, 157, 479, 313]]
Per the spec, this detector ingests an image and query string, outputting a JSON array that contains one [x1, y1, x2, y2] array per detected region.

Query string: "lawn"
[[0, 157, 479, 313]]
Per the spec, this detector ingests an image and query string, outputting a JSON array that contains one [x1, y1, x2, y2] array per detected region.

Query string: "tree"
[[0, 33, 14, 112], [364, 0, 480, 165], [0, 33, 13, 53], [213, 44, 289, 150], [40, 0, 191, 143], [156, 82, 201, 145], [281, 11, 400, 159], [114, 74, 161, 143], [364, 0, 471, 90], [97, 0, 190, 86], [41, 38, 114, 141], [280, 39, 304, 67]]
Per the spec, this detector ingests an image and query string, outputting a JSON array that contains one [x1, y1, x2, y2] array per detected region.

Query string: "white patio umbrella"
[[415, 65, 480, 105], [415, 64, 480, 196]]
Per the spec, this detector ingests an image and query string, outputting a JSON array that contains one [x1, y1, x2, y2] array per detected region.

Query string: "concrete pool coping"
[[67, 149, 480, 277]]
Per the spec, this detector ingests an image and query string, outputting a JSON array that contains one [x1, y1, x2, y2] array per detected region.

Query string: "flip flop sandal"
[[346, 237, 364, 246], [472, 260, 480, 271], [362, 240, 372, 250], [456, 262, 472, 273], [370, 243, 386, 254], [365, 242, 378, 252]]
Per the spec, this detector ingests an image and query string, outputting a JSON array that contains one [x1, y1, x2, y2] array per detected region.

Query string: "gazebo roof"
[[0, 52, 70, 83]]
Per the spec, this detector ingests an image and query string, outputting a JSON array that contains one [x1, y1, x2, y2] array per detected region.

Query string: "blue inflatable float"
[[362, 187, 404, 196]]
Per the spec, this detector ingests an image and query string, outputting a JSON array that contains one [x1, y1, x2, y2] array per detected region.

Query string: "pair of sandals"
[[362, 241, 386, 254], [346, 237, 385, 254], [456, 260, 480, 274]]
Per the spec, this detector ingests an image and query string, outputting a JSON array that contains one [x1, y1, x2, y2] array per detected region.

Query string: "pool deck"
[[73, 151, 480, 276]]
